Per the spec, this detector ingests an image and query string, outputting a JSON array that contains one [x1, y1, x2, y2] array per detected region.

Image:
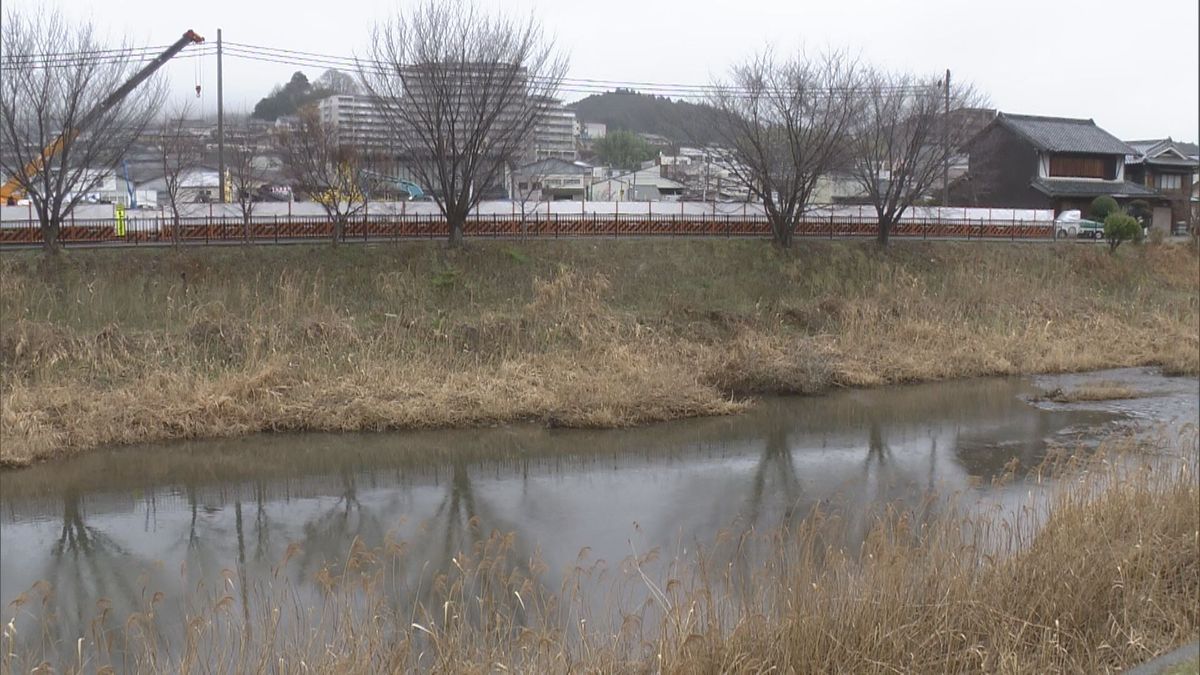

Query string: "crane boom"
[[1, 29, 205, 203]]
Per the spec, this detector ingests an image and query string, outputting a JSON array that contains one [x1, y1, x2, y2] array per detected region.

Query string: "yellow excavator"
[[1, 29, 205, 205]]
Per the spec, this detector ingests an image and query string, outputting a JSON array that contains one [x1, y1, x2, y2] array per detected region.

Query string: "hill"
[[251, 70, 359, 122], [570, 90, 719, 146]]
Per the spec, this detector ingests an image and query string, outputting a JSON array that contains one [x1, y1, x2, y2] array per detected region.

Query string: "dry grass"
[[3, 439, 1196, 673], [1035, 382, 1149, 403], [1, 240, 1197, 466]]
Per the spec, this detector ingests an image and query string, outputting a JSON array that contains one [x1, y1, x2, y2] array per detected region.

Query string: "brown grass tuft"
[[0, 240, 1196, 466]]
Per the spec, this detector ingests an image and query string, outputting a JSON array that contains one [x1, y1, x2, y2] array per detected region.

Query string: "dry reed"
[[1, 240, 1197, 466]]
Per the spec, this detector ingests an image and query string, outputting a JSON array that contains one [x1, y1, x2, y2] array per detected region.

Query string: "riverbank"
[[2, 240, 1197, 466]]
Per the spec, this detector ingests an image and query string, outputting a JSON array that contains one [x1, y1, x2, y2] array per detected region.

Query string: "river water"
[[1, 368, 1195, 661]]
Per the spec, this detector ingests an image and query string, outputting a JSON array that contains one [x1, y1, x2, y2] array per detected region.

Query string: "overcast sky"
[[26, 0, 1200, 141]]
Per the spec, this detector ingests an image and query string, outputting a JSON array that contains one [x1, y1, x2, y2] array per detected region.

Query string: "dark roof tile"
[[999, 113, 1135, 155], [1030, 178, 1158, 198]]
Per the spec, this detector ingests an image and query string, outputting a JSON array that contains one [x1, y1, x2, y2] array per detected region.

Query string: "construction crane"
[[1, 29, 205, 205]]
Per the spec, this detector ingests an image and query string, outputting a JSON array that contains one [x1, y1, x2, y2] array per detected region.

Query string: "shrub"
[[1090, 195, 1120, 221], [1104, 212, 1141, 252], [1127, 199, 1153, 227]]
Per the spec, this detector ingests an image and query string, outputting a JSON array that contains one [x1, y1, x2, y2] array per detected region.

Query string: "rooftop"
[[997, 113, 1135, 155], [1030, 178, 1158, 199]]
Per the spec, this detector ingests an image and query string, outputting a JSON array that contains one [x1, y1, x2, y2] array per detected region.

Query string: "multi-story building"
[[316, 94, 393, 156], [532, 99, 577, 162]]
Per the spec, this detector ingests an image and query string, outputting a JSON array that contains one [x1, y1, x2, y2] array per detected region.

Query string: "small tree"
[[361, 0, 568, 248], [0, 7, 167, 252], [594, 130, 656, 171], [158, 104, 205, 247], [1103, 212, 1140, 253], [227, 123, 268, 242], [706, 50, 859, 248], [275, 105, 366, 245], [1089, 195, 1119, 221], [1126, 199, 1152, 228], [845, 68, 986, 246]]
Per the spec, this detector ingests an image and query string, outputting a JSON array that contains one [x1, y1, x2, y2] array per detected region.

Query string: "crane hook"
[[195, 84, 202, 98]]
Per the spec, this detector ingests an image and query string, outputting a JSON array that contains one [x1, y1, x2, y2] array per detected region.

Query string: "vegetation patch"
[[1, 240, 1196, 466]]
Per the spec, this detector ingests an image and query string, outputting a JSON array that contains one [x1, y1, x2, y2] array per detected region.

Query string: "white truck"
[[1054, 210, 1105, 240]]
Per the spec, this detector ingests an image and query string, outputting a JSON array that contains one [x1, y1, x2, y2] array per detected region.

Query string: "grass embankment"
[[5, 442, 1197, 673], [1, 240, 1197, 466]]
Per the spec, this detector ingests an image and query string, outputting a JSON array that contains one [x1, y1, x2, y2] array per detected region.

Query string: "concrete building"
[[510, 158, 594, 201], [589, 165, 685, 201], [533, 99, 577, 162], [138, 167, 221, 205], [317, 94, 393, 155]]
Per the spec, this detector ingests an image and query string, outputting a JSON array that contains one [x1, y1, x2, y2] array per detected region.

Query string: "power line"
[[3, 40, 939, 100]]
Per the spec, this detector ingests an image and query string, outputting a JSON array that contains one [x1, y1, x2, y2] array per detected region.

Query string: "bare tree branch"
[[275, 105, 366, 245], [227, 122, 269, 242], [705, 50, 859, 248], [846, 69, 987, 245], [158, 103, 204, 247], [0, 7, 166, 252], [360, 0, 568, 247]]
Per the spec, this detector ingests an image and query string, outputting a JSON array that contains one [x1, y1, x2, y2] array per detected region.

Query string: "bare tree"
[[275, 105, 366, 245], [158, 104, 204, 247], [846, 69, 985, 245], [0, 7, 166, 252], [509, 159, 553, 239], [706, 51, 859, 248], [227, 123, 269, 241], [360, 0, 568, 247]]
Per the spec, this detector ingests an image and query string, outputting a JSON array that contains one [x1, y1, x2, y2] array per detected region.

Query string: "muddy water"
[[1, 368, 1195, 656]]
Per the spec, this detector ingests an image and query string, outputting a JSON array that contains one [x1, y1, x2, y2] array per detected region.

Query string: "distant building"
[[958, 112, 1161, 216], [510, 158, 593, 201], [1124, 138, 1198, 231], [637, 132, 673, 149], [589, 165, 685, 201], [138, 167, 221, 204], [579, 121, 607, 141], [532, 99, 577, 162], [317, 94, 393, 155], [657, 147, 752, 201]]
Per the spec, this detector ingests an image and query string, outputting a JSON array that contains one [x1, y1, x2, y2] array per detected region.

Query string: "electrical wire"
[[2, 39, 940, 100]]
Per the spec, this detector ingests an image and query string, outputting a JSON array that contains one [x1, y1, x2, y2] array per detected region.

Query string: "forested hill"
[[570, 90, 719, 145]]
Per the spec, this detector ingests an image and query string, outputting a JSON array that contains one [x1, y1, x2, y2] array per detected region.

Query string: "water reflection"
[[3, 370, 1192, 659]]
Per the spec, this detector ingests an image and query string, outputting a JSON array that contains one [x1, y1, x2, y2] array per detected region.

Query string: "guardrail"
[[0, 214, 1057, 246]]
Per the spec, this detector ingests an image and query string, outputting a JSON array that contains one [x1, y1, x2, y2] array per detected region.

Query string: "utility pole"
[[217, 28, 225, 203], [942, 68, 950, 207]]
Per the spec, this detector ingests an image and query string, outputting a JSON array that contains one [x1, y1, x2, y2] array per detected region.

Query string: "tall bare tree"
[[227, 123, 269, 242], [706, 51, 859, 248], [275, 105, 366, 245], [0, 7, 167, 252], [846, 69, 985, 245], [158, 104, 204, 247], [360, 0, 568, 247]]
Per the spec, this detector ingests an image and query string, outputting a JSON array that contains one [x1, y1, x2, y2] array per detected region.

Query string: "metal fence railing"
[[0, 213, 1057, 246]]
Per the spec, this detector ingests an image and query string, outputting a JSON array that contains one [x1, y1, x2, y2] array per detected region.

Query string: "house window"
[[1048, 155, 1112, 179], [1156, 174, 1182, 191]]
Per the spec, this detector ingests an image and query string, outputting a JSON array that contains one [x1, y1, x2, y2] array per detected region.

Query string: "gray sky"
[[31, 0, 1200, 140]]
